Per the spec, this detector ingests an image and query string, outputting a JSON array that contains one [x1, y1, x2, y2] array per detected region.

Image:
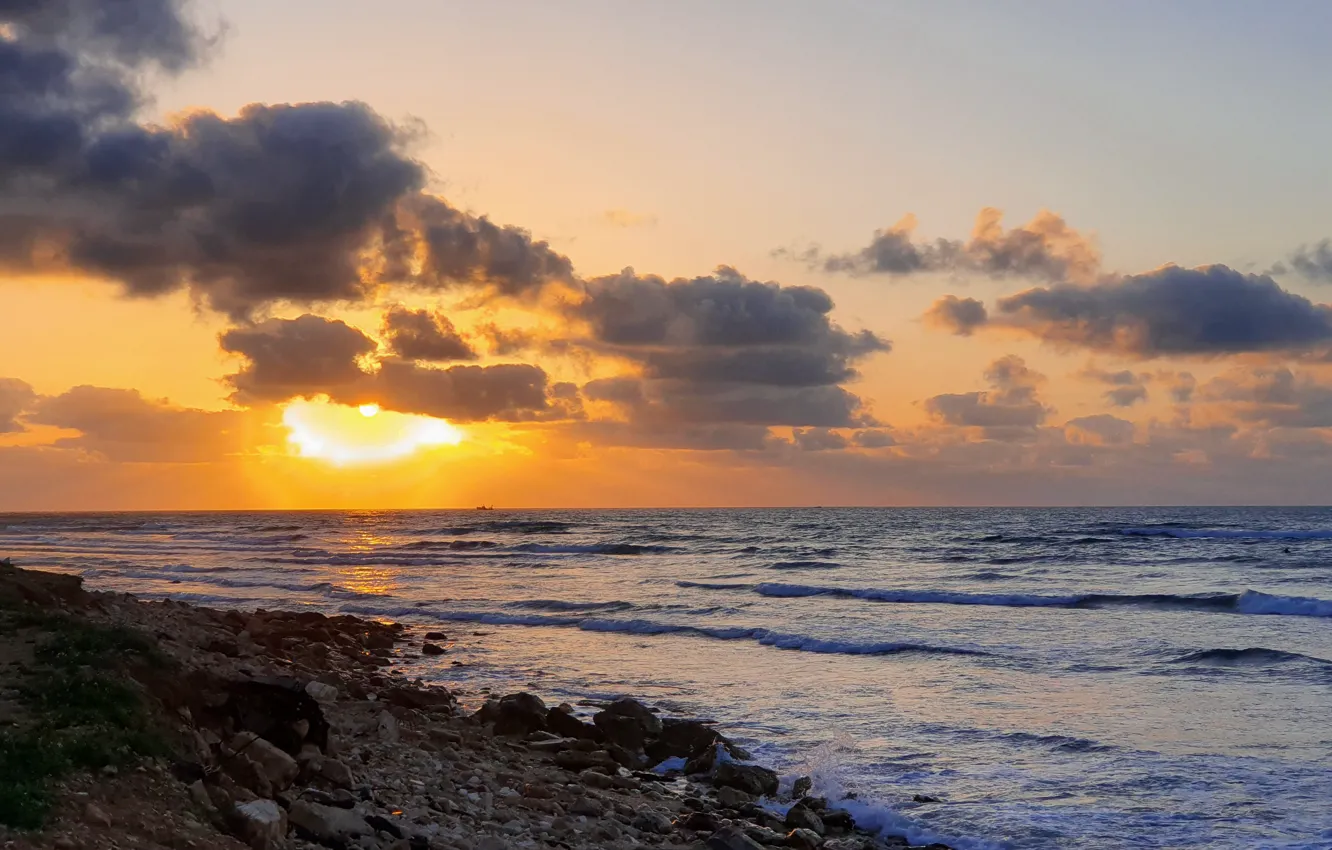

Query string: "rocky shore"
[[0, 560, 953, 850]]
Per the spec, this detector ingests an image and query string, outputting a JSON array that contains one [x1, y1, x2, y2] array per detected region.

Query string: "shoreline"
[[0, 561, 960, 850]]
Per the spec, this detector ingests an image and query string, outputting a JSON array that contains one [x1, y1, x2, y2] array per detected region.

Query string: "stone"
[[713, 761, 779, 797], [631, 809, 674, 834], [231, 732, 300, 791], [680, 810, 720, 832], [593, 711, 647, 751], [787, 802, 826, 834], [600, 697, 662, 735], [716, 785, 753, 808], [288, 800, 373, 843], [553, 749, 619, 771], [646, 717, 733, 762], [792, 775, 814, 799], [378, 710, 400, 743], [229, 677, 330, 754], [744, 825, 789, 845], [822, 808, 856, 832], [706, 826, 766, 850], [320, 757, 355, 789], [423, 632, 447, 640], [913, 794, 942, 803], [569, 796, 604, 816], [83, 802, 112, 828], [234, 799, 287, 850], [305, 680, 339, 704], [787, 827, 825, 849], [578, 768, 615, 789], [545, 705, 597, 739], [422, 643, 446, 656], [490, 692, 548, 736]]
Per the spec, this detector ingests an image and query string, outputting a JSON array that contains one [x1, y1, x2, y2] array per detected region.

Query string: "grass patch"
[[0, 611, 172, 830]]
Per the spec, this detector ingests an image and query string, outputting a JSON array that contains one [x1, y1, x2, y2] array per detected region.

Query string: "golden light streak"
[[282, 399, 463, 465]]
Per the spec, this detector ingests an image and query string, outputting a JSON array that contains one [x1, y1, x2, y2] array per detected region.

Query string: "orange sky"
[[3, 1, 1332, 509]]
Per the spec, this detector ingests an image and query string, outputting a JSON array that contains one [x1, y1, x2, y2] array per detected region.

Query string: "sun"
[[281, 399, 463, 465]]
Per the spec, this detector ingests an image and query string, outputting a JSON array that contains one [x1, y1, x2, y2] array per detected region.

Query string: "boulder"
[[716, 785, 753, 809], [593, 711, 647, 751], [304, 681, 338, 704], [377, 711, 400, 743], [821, 808, 856, 832], [546, 705, 597, 739], [706, 826, 766, 850], [422, 643, 446, 656], [489, 692, 548, 736], [787, 827, 825, 849], [600, 698, 662, 735], [233, 799, 286, 850], [231, 732, 299, 792], [713, 762, 779, 797], [631, 809, 674, 834], [423, 631, 447, 640], [288, 800, 372, 844], [319, 758, 354, 789], [786, 802, 825, 834], [227, 678, 329, 754], [792, 775, 813, 799]]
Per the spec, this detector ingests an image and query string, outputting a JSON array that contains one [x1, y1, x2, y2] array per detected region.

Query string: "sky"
[[3, 0, 1332, 509]]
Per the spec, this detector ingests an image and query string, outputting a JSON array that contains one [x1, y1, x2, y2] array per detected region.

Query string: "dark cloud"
[[477, 323, 540, 356], [1199, 367, 1332, 428], [381, 306, 477, 362], [996, 265, 1332, 357], [221, 315, 377, 403], [797, 209, 1101, 283], [1165, 371, 1197, 403], [924, 356, 1050, 438], [1064, 414, 1135, 446], [569, 266, 886, 433], [566, 421, 778, 452], [1079, 366, 1150, 408], [922, 295, 988, 336], [346, 360, 553, 423], [399, 195, 575, 298], [793, 427, 849, 452], [852, 429, 897, 449], [0, 377, 37, 432], [0, 0, 576, 318], [26, 385, 247, 462], [1286, 239, 1332, 283]]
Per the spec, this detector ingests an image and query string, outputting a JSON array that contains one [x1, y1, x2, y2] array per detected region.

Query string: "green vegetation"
[[0, 608, 170, 830]]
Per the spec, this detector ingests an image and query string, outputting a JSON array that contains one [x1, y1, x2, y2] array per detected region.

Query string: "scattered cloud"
[[923, 355, 1050, 440], [922, 295, 988, 336], [0, 378, 37, 433], [1078, 365, 1150, 408], [381, 306, 478, 362], [785, 208, 1101, 283]]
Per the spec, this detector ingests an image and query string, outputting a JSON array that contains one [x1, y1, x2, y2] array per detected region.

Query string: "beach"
[[0, 559, 950, 850]]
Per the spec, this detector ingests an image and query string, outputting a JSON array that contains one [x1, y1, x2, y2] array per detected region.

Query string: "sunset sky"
[[3, 0, 1332, 509]]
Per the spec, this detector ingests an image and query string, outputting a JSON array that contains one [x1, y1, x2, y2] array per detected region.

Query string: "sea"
[[3, 507, 1331, 849]]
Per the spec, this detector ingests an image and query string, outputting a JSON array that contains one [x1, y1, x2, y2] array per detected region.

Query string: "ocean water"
[[3, 507, 1332, 849]]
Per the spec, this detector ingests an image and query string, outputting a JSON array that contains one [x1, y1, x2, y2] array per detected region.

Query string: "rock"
[[423, 631, 447, 640], [319, 757, 354, 789], [231, 732, 299, 791], [288, 800, 373, 844], [821, 808, 856, 832], [792, 775, 814, 799], [578, 768, 615, 789], [570, 796, 604, 816], [744, 825, 789, 845], [84, 802, 112, 828], [706, 826, 766, 850], [554, 749, 619, 771], [913, 794, 942, 803], [787, 827, 825, 849], [305, 680, 339, 704], [52, 838, 77, 850], [364, 813, 406, 838], [601, 697, 663, 735], [234, 799, 287, 850], [713, 761, 779, 797], [546, 705, 597, 739], [490, 692, 548, 736], [422, 643, 446, 656], [680, 810, 721, 832], [228, 677, 330, 754], [631, 809, 674, 834], [646, 717, 735, 762], [593, 711, 648, 751], [716, 785, 753, 809], [378, 710, 400, 743], [786, 802, 825, 834]]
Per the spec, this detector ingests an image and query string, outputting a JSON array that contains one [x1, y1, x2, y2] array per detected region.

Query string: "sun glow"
[[282, 399, 463, 465]]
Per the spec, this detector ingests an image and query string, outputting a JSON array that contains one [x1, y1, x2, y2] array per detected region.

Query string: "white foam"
[[1236, 590, 1332, 618]]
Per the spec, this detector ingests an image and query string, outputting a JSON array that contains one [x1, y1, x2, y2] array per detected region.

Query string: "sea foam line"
[[336, 605, 999, 658]]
